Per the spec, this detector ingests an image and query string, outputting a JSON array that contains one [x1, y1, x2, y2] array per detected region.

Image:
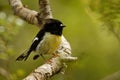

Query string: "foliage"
[[0, 12, 24, 80], [89, 0, 120, 40]]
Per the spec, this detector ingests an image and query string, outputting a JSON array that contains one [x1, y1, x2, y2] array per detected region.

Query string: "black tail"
[[16, 50, 32, 61]]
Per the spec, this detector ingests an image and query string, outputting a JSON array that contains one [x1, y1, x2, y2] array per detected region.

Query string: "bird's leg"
[[40, 54, 46, 60]]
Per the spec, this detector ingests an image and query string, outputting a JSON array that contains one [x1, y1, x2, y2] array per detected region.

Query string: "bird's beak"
[[60, 24, 66, 27], [62, 25, 66, 27]]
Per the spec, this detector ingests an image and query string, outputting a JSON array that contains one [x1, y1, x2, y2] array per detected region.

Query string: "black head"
[[43, 19, 65, 36]]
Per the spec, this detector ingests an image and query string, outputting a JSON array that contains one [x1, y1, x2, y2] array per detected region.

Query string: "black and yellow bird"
[[16, 19, 65, 61]]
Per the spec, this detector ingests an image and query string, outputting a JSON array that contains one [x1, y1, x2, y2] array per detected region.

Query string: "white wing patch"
[[33, 37, 39, 42]]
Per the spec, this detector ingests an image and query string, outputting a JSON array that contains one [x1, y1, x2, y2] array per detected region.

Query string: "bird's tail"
[[16, 49, 32, 61]]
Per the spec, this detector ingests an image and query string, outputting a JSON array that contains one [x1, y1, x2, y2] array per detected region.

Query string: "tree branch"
[[38, 0, 53, 19], [8, 0, 77, 80], [23, 57, 62, 80], [101, 71, 120, 80], [8, 0, 39, 26]]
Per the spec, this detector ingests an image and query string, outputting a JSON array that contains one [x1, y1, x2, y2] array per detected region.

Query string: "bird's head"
[[43, 19, 65, 36]]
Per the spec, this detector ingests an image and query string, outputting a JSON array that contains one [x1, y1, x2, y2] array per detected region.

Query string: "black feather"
[[16, 49, 32, 61], [16, 29, 45, 61], [30, 29, 45, 51], [33, 55, 39, 60]]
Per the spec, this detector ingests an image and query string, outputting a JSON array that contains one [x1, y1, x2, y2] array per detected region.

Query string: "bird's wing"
[[16, 29, 45, 61], [29, 29, 45, 51]]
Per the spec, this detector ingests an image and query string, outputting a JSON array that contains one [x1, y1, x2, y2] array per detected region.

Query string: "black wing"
[[16, 29, 45, 61], [29, 29, 45, 51]]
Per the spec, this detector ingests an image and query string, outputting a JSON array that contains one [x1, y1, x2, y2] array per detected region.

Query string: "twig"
[[101, 71, 120, 80], [0, 67, 11, 80], [8, 0, 77, 80]]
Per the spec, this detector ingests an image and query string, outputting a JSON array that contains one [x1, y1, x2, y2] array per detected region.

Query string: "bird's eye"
[[60, 23, 65, 27], [60, 24, 63, 26]]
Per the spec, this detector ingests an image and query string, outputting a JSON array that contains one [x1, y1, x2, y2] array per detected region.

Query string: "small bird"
[[16, 19, 65, 61]]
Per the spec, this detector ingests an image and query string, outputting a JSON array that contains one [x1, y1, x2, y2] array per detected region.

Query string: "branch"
[[8, 0, 77, 80], [0, 67, 11, 80], [101, 71, 120, 80], [23, 57, 62, 80], [8, 0, 39, 26], [38, 0, 53, 19]]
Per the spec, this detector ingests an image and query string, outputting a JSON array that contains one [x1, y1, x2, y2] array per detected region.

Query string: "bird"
[[16, 19, 65, 61]]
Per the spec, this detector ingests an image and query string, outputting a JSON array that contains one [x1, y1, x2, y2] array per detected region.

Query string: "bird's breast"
[[36, 32, 61, 55]]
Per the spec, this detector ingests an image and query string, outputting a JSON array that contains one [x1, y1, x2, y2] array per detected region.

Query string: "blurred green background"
[[1, 0, 120, 80]]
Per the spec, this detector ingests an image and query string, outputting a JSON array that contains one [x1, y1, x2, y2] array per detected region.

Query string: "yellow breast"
[[36, 32, 61, 55]]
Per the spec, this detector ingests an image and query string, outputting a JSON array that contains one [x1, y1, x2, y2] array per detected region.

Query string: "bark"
[[101, 71, 120, 80]]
